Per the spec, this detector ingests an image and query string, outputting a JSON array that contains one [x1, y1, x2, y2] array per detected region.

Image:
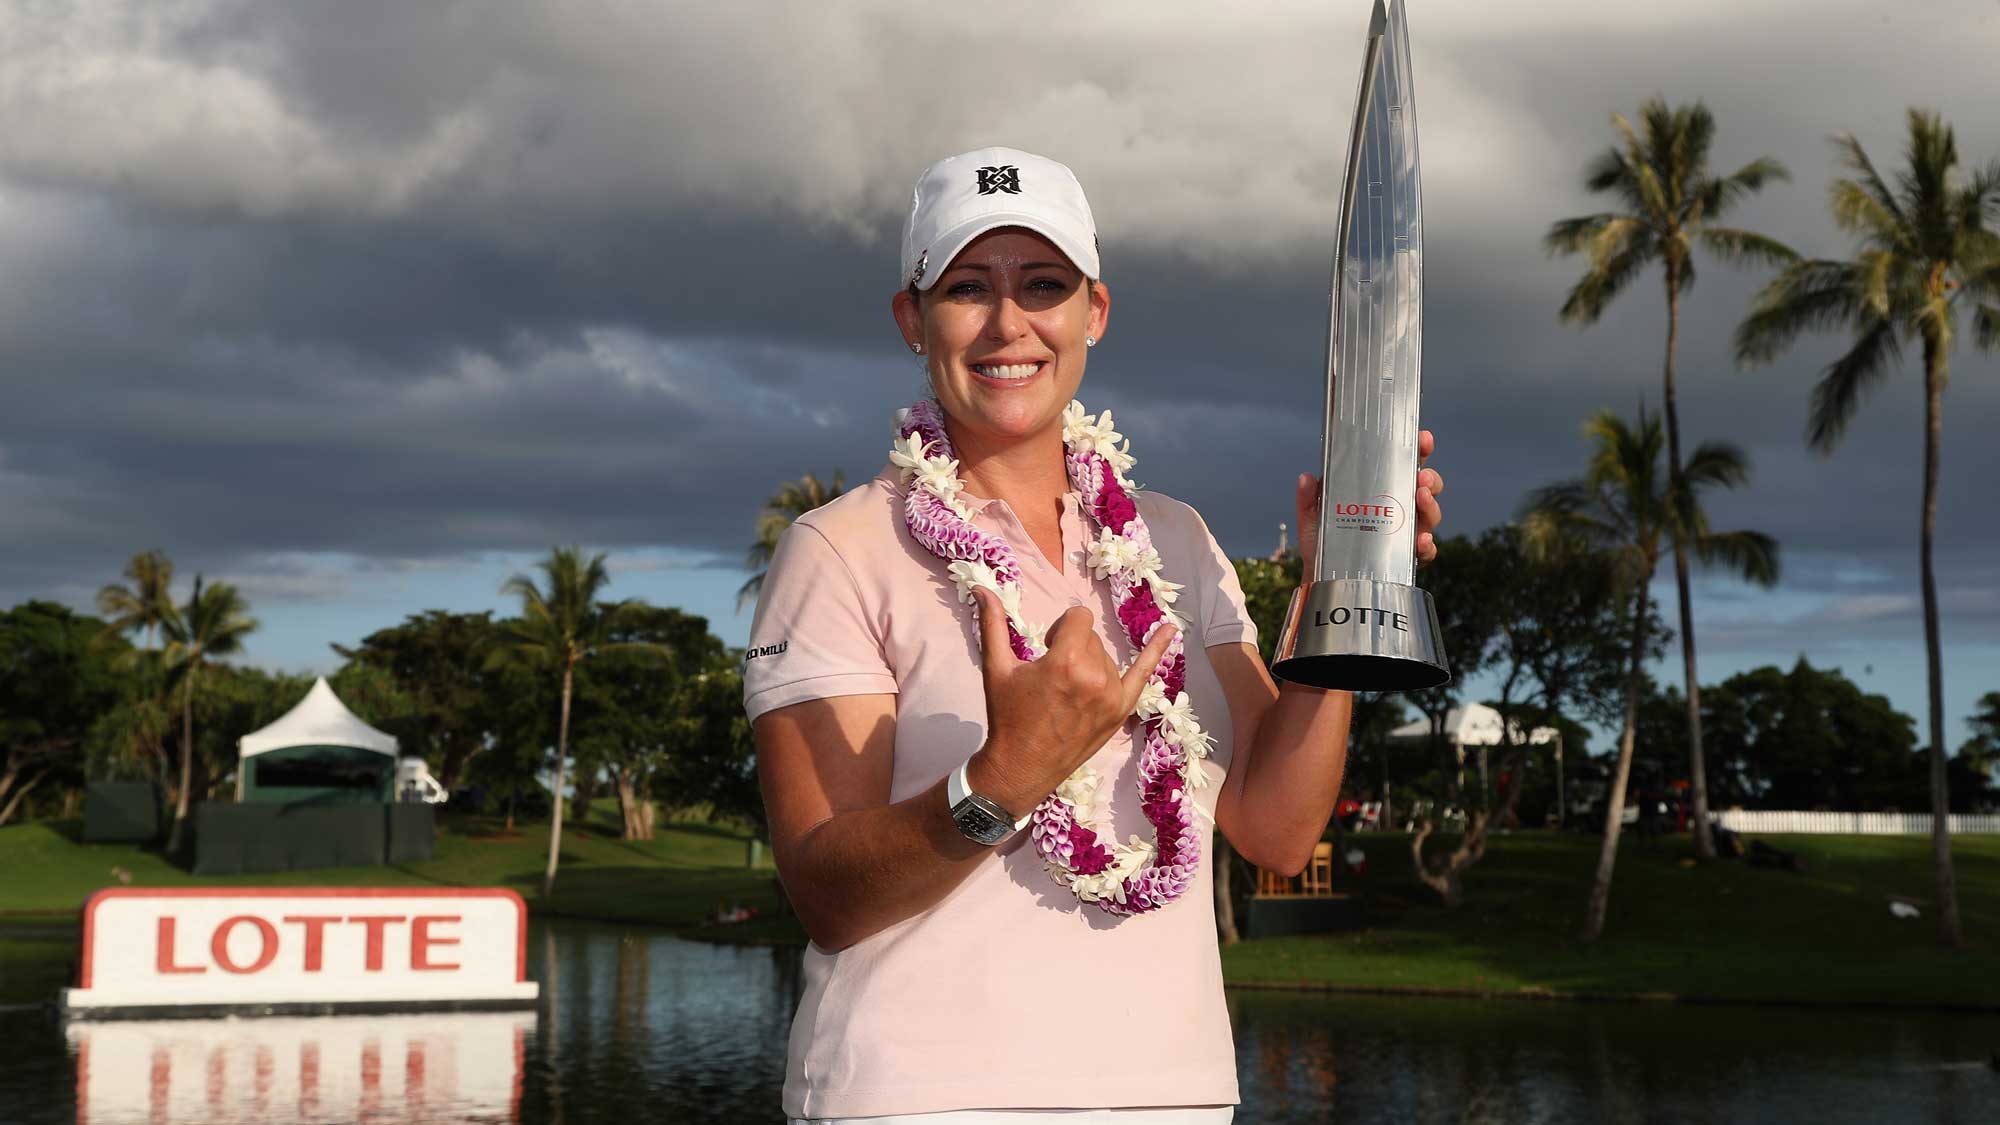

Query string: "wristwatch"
[[946, 760, 1031, 846]]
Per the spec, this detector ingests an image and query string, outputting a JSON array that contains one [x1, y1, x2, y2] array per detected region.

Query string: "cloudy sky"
[[4, 0, 1997, 752]]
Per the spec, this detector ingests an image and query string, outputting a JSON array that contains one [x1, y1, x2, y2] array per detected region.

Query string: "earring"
[[911, 342, 923, 354], [1085, 336, 1097, 348]]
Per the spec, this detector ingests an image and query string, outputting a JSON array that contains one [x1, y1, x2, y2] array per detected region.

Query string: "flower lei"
[[891, 398, 1212, 916]]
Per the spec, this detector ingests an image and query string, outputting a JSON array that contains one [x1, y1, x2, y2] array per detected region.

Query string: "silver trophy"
[[1272, 0, 1450, 692]]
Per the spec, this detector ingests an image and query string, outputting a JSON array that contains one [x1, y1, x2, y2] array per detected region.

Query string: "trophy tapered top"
[[1314, 0, 1425, 589]]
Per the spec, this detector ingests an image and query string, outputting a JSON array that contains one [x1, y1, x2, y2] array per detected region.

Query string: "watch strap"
[[950, 761, 1031, 832]]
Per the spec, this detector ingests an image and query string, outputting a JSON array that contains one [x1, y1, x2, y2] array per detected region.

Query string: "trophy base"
[[1271, 579, 1450, 693]]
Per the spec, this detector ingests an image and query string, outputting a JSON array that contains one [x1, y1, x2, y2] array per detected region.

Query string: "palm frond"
[[1831, 130, 1908, 232], [1702, 157, 1789, 219], [1680, 441, 1752, 491], [1806, 317, 1901, 452], [1696, 530, 1781, 587], [1735, 259, 1863, 365], [1543, 213, 1619, 257], [1580, 146, 1622, 192], [1898, 109, 1955, 250], [1700, 227, 1796, 268], [1611, 112, 1671, 221], [1830, 178, 1908, 248], [1974, 303, 2000, 350], [1559, 237, 1658, 323], [1582, 146, 1649, 218]]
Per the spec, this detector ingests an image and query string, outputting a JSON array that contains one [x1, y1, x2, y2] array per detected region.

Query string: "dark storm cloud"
[[2, 0, 1997, 682]]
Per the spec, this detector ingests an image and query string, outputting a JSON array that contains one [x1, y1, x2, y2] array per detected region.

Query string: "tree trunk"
[[614, 772, 640, 841], [1213, 835, 1241, 945], [638, 797, 656, 840], [1920, 336, 1961, 948], [1411, 750, 1528, 908], [167, 661, 197, 854], [543, 661, 574, 898], [1584, 583, 1650, 942], [0, 767, 49, 826], [1660, 266, 1716, 861]]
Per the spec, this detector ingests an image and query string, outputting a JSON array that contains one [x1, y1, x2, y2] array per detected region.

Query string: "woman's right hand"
[[967, 588, 1176, 816]]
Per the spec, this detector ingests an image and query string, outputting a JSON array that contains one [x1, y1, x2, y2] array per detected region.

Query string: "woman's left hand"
[[1294, 429, 1444, 574]]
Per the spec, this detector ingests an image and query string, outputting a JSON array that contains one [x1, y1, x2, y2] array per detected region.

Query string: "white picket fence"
[[1714, 810, 2000, 835]]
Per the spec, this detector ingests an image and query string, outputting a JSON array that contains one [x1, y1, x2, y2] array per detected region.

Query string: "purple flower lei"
[[893, 397, 1207, 916]]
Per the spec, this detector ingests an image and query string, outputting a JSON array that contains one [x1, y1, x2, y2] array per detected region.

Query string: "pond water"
[[3, 917, 1995, 1123]]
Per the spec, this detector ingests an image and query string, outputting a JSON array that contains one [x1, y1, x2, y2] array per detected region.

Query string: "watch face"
[[952, 801, 1010, 846]]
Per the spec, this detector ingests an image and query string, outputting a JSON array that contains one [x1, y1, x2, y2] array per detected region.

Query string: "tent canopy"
[[238, 678, 397, 759], [1389, 703, 1558, 748]]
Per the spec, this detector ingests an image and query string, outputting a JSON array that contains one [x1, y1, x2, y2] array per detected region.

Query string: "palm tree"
[[738, 472, 846, 610], [97, 550, 176, 651], [1546, 98, 1793, 861], [97, 551, 178, 787], [1735, 108, 2000, 948], [159, 575, 258, 852], [1522, 409, 1777, 942], [495, 547, 665, 896]]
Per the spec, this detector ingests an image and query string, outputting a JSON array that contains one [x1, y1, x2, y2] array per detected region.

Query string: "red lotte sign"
[[64, 888, 539, 1017]]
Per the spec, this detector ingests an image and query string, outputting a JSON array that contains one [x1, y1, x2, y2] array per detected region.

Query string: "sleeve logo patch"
[[745, 641, 789, 662]]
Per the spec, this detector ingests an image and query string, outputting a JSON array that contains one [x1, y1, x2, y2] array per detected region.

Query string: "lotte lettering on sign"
[[64, 888, 539, 1018]]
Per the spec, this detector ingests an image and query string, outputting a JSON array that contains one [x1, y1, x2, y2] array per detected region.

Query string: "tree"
[[469, 655, 556, 832], [1735, 109, 2000, 947], [571, 604, 722, 840], [1523, 409, 1777, 941], [738, 472, 846, 610], [1547, 98, 1793, 861], [1484, 525, 1642, 831], [1961, 692, 2000, 803], [95, 551, 179, 797], [96, 550, 176, 652], [1, 602, 126, 824], [657, 662, 761, 834], [158, 576, 258, 852], [493, 547, 663, 896], [334, 611, 499, 791]]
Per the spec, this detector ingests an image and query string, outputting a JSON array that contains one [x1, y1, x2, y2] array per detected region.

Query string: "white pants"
[[793, 1109, 1234, 1124]]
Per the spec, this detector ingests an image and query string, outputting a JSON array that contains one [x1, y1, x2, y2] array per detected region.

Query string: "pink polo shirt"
[[744, 460, 1258, 1119]]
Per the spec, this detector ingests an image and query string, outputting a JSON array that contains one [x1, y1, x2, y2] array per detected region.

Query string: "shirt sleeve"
[[1190, 509, 1259, 650], [741, 520, 898, 723]]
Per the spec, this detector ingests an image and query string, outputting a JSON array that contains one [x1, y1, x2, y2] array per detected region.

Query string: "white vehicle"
[[397, 757, 449, 804]]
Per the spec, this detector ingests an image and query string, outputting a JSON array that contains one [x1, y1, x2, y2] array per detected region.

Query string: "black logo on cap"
[[975, 166, 1022, 195], [910, 249, 928, 286]]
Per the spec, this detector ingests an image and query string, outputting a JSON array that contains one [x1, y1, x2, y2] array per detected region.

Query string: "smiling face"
[[892, 227, 1110, 453]]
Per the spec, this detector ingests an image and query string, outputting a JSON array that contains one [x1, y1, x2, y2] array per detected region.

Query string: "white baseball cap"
[[899, 146, 1101, 292]]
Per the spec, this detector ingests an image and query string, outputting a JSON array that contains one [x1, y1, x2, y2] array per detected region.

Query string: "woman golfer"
[[746, 147, 1444, 1123]]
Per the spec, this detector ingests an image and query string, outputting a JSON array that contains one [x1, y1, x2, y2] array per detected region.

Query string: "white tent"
[[1388, 703, 1558, 751], [236, 678, 397, 799], [239, 678, 398, 758]]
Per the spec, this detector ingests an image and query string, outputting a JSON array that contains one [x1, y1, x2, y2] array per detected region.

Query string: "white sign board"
[[69, 1011, 532, 1124], [65, 888, 539, 1017]]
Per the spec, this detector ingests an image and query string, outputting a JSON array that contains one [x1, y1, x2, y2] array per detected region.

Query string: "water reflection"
[[1228, 988, 2000, 1124], [6, 920, 1997, 1123], [520, 922, 801, 1124], [69, 1012, 533, 1125]]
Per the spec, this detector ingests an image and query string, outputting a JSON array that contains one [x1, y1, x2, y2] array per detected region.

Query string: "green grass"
[[1223, 830, 2000, 1008], [0, 802, 802, 1002]]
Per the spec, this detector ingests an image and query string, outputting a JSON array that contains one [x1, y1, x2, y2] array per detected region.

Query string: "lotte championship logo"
[[1328, 495, 1407, 535]]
